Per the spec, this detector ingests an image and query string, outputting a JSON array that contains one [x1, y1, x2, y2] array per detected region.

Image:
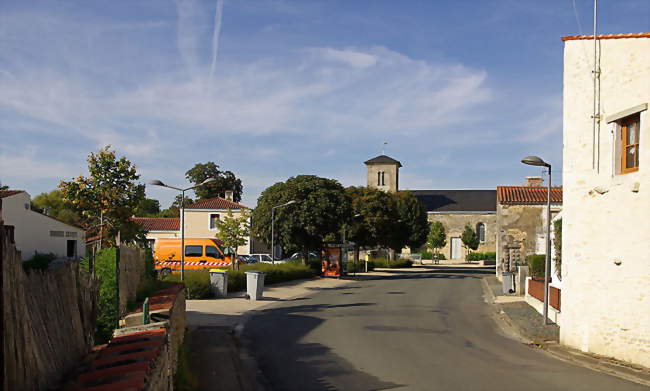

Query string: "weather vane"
[[382, 141, 388, 155]]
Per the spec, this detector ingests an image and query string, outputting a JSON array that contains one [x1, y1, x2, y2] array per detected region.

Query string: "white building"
[[1, 190, 86, 260], [561, 32, 649, 367]]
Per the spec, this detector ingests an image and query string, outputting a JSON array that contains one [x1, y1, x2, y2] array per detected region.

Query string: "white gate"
[[451, 237, 462, 259]]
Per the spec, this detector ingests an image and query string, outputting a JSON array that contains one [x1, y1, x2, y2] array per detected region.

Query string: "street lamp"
[[271, 200, 297, 264], [148, 178, 217, 281], [521, 155, 552, 325]]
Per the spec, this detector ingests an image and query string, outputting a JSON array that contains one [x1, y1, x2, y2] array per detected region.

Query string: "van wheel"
[[159, 268, 172, 278]]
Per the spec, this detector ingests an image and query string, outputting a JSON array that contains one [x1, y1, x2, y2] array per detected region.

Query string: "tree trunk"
[[302, 246, 309, 266]]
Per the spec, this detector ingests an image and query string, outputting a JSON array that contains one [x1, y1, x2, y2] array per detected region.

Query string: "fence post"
[[115, 244, 121, 323], [142, 297, 150, 325]]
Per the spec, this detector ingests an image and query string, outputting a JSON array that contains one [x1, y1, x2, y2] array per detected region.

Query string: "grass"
[[174, 330, 199, 391]]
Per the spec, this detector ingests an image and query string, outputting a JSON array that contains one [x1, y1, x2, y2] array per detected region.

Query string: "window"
[[185, 245, 203, 257], [377, 171, 381, 186], [65, 231, 77, 238], [205, 246, 223, 259], [476, 223, 486, 243], [209, 213, 220, 229], [620, 114, 640, 173], [50, 231, 64, 237], [381, 171, 385, 186]]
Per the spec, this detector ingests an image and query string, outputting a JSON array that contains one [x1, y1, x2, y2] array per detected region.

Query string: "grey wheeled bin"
[[502, 272, 514, 294], [209, 269, 228, 298], [246, 271, 266, 301]]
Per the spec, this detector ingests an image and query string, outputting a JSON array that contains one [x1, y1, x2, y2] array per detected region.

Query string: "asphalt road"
[[243, 267, 648, 391]]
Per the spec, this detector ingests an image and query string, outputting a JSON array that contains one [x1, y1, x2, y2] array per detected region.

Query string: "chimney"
[[224, 190, 234, 201], [525, 176, 543, 187]]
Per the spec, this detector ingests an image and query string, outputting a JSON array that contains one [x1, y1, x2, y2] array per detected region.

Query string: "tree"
[[388, 191, 430, 258], [135, 198, 161, 217], [31, 189, 82, 226], [252, 175, 351, 264], [427, 221, 446, 258], [345, 186, 397, 262], [185, 162, 243, 202], [461, 223, 480, 260], [59, 146, 146, 246], [156, 194, 195, 218], [214, 209, 251, 269]]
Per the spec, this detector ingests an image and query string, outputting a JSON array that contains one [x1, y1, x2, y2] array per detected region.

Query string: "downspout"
[[591, 0, 601, 172]]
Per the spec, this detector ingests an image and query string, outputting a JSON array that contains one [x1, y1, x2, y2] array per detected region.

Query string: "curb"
[[480, 276, 650, 387]]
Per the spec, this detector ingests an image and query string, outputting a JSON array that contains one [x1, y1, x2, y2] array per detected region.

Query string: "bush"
[[164, 271, 212, 299], [345, 260, 375, 273], [22, 252, 57, 271], [373, 258, 413, 268], [432, 253, 446, 260], [95, 248, 118, 344], [466, 252, 496, 262], [527, 254, 546, 278], [420, 251, 433, 260]]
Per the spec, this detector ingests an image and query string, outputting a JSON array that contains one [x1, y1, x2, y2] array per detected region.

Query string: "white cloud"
[[313, 47, 378, 69]]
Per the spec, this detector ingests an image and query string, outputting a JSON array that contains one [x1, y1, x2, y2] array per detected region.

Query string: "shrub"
[[420, 251, 433, 260], [466, 252, 496, 261], [432, 253, 446, 260], [527, 254, 546, 278], [345, 260, 375, 273], [165, 271, 212, 299], [95, 248, 118, 344], [373, 258, 413, 268], [22, 252, 57, 271]]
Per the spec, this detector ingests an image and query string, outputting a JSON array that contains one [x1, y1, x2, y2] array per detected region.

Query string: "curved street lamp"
[[148, 178, 217, 280], [521, 155, 552, 325]]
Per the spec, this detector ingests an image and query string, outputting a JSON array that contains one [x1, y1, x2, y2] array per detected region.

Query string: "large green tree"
[[252, 175, 351, 263], [135, 198, 161, 217], [31, 189, 82, 226], [388, 191, 429, 256], [345, 186, 397, 261], [186, 162, 243, 202], [59, 146, 146, 246]]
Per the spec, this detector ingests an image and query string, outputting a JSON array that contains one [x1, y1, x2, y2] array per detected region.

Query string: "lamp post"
[[148, 178, 216, 281], [521, 155, 552, 325], [271, 200, 297, 264]]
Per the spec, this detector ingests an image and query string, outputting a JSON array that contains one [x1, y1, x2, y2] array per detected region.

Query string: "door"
[[67, 240, 77, 258], [450, 237, 462, 259]]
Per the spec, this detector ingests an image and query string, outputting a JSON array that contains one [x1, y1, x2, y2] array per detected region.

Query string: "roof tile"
[[497, 186, 562, 205], [131, 217, 179, 231], [0, 190, 24, 198], [185, 197, 247, 210], [562, 32, 650, 41]]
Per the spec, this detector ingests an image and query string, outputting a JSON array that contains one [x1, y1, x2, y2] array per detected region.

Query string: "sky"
[[1, 0, 649, 208]]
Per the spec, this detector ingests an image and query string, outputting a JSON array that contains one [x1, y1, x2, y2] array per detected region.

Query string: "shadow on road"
[[244, 301, 405, 391]]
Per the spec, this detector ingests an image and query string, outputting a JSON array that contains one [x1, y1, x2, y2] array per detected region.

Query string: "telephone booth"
[[321, 245, 344, 277]]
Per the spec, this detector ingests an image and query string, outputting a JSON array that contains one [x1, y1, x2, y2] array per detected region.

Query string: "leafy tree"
[[345, 186, 397, 262], [252, 175, 351, 264], [214, 209, 251, 269], [427, 221, 446, 257], [156, 194, 195, 218], [0, 183, 8, 191], [135, 198, 161, 217], [31, 189, 82, 226], [186, 162, 243, 202], [59, 146, 146, 246], [388, 191, 430, 257], [461, 223, 480, 260]]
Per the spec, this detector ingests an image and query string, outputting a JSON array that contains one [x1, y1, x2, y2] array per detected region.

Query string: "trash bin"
[[502, 272, 514, 294], [246, 271, 265, 301], [209, 269, 228, 298]]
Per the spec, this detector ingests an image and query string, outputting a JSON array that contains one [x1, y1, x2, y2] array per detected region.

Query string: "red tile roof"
[[131, 217, 179, 231], [0, 190, 24, 198], [562, 32, 650, 41], [185, 197, 247, 210], [497, 186, 562, 205]]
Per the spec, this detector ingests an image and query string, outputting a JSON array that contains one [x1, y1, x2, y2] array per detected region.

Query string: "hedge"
[[372, 258, 413, 268], [95, 248, 118, 344], [527, 254, 546, 278], [164, 262, 316, 299], [466, 252, 496, 261], [345, 260, 375, 273]]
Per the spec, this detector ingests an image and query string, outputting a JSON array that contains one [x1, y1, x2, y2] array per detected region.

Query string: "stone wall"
[[561, 37, 650, 368], [118, 245, 146, 315], [2, 224, 98, 391], [426, 213, 496, 259]]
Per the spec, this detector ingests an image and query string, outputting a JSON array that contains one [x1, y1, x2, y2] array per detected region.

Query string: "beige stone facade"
[[427, 213, 496, 260], [182, 208, 250, 254], [365, 155, 401, 192], [561, 35, 650, 367]]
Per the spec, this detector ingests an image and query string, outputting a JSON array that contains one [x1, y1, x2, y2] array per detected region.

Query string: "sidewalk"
[[482, 274, 650, 387]]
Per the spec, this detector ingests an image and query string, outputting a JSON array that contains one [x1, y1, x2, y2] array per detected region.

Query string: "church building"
[[364, 155, 497, 260]]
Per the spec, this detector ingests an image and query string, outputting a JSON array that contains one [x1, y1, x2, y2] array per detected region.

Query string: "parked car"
[[237, 255, 252, 264], [249, 253, 273, 263], [287, 252, 319, 262]]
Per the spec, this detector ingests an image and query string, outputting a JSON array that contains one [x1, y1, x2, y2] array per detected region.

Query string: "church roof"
[[411, 190, 497, 213], [364, 155, 402, 167]]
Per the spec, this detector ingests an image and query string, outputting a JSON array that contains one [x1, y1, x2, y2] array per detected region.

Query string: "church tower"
[[364, 155, 402, 192]]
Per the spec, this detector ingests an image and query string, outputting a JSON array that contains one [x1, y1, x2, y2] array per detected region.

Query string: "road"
[[243, 266, 648, 391]]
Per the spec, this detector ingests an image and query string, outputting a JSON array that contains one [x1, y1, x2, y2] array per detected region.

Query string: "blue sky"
[[1, 0, 649, 208]]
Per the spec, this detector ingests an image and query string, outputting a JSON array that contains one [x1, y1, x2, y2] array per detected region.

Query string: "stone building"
[[495, 177, 562, 278], [560, 32, 649, 367], [364, 154, 497, 260]]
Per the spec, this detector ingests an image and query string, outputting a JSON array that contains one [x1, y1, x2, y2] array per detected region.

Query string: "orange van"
[[154, 238, 239, 274]]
